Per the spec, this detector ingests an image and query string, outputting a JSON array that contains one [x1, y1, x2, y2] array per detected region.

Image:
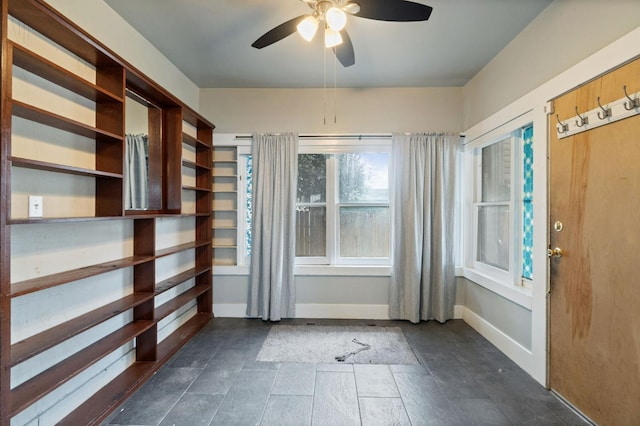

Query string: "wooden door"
[[549, 58, 640, 425]]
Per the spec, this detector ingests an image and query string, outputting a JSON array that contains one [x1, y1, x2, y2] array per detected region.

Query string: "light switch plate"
[[28, 195, 43, 218]]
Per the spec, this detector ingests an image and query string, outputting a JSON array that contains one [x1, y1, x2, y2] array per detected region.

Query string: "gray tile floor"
[[104, 318, 586, 426]]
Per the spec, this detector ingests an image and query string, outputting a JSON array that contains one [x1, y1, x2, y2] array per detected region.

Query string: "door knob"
[[547, 247, 563, 258]]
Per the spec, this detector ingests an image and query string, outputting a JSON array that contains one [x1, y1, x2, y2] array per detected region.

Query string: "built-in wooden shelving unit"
[[0, 0, 215, 424], [212, 147, 239, 265]]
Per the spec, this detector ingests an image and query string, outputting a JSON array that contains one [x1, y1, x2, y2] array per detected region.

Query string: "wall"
[[463, 0, 640, 129], [46, 0, 200, 109], [200, 87, 463, 134], [460, 0, 640, 385], [202, 87, 463, 318], [214, 274, 467, 320]]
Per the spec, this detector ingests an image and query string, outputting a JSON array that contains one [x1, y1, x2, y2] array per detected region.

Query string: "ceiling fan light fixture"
[[342, 2, 361, 15], [325, 6, 347, 31], [297, 15, 319, 42], [324, 27, 343, 48]]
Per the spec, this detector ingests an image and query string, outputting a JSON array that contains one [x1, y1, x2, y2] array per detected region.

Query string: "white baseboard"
[[214, 303, 466, 320], [453, 304, 464, 319], [461, 306, 535, 376]]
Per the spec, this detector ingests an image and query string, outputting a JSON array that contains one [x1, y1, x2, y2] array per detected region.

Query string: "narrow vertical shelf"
[[212, 146, 239, 266]]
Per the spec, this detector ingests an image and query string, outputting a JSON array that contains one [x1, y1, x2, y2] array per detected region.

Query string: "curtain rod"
[[235, 134, 391, 140], [235, 133, 464, 140]]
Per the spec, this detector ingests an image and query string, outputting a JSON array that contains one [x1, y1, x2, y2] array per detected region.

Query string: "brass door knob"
[[547, 247, 563, 258]]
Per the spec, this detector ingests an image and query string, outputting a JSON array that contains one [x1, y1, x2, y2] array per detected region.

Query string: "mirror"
[[125, 91, 162, 210]]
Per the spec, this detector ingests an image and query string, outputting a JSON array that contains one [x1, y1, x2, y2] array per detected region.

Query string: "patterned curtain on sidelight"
[[522, 126, 534, 280]]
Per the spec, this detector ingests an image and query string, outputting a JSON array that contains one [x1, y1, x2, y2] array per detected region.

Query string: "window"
[[296, 151, 391, 265], [467, 126, 533, 288], [237, 142, 391, 268], [475, 136, 513, 274]]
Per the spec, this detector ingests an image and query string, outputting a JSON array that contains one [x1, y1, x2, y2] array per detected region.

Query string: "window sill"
[[212, 265, 392, 277], [295, 265, 391, 277], [462, 267, 532, 309]]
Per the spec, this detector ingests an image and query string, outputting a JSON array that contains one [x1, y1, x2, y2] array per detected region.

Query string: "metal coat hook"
[[623, 85, 640, 110], [574, 106, 588, 127], [596, 97, 611, 120], [556, 114, 568, 133]]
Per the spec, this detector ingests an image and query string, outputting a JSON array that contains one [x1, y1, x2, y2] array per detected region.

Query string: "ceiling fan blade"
[[333, 30, 355, 67], [354, 0, 433, 22], [251, 15, 307, 49]]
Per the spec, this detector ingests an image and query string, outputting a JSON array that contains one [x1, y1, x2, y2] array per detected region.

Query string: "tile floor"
[[103, 318, 586, 426]]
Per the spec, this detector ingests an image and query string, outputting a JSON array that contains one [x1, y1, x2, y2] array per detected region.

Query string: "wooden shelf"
[[11, 42, 123, 103], [1, 2, 215, 423], [182, 185, 212, 192], [12, 100, 122, 142], [155, 285, 210, 321], [155, 240, 210, 258], [11, 293, 154, 366], [11, 157, 123, 179], [10, 320, 154, 417], [10, 256, 153, 298], [182, 159, 212, 171], [212, 174, 238, 178], [212, 225, 238, 230], [182, 132, 209, 149], [155, 267, 211, 295]]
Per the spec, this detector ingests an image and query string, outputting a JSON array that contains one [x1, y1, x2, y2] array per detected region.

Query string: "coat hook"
[[596, 96, 611, 120], [574, 106, 588, 127], [556, 114, 568, 133], [623, 85, 640, 110]]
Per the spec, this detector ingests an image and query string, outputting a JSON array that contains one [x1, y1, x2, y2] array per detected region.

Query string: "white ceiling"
[[104, 0, 552, 89]]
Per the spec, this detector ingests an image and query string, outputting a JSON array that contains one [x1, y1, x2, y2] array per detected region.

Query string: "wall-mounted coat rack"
[[555, 85, 640, 139]]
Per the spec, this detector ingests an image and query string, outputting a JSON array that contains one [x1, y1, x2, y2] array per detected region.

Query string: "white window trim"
[[462, 112, 534, 307]]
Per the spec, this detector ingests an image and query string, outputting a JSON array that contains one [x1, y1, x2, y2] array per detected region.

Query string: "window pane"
[[296, 206, 326, 256], [477, 205, 510, 270], [482, 139, 511, 202], [340, 206, 390, 257], [297, 154, 326, 203], [339, 153, 389, 203]]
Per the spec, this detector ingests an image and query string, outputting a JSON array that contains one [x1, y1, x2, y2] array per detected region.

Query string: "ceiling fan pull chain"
[[323, 41, 327, 125], [334, 46, 337, 124]]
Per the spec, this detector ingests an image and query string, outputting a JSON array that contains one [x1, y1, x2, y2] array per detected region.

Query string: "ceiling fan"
[[251, 0, 433, 68]]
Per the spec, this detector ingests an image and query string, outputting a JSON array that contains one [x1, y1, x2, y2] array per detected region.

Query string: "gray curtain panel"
[[247, 133, 299, 321], [389, 133, 460, 323], [125, 133, 149, 210]]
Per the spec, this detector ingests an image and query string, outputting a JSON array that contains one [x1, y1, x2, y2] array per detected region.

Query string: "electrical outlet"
[[28, 195, 43, 218]]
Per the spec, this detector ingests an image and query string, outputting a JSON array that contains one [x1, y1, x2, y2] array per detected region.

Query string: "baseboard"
[[453, 304, 464, 319], [462, 306, 535, 376], [214, 304, 466, 320]]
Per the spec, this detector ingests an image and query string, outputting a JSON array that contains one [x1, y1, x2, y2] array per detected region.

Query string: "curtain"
[[125, 133, 149, 210], [247, 133, 299, 321], [389, 133, 460, 323]]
